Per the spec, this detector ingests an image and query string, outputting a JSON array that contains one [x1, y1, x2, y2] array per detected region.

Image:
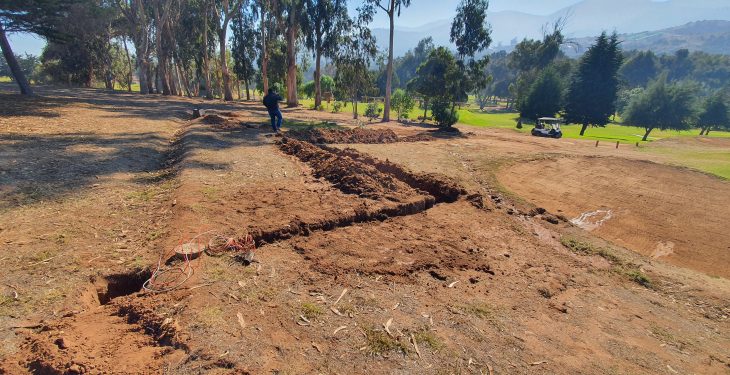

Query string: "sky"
[[350, 0, 584, 28]]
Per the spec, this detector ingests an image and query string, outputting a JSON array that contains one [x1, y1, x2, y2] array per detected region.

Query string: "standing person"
[[263, 88, 284, 133]]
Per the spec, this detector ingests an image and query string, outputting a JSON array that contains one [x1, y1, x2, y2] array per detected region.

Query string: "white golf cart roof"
[[538, 117, 561, 122]]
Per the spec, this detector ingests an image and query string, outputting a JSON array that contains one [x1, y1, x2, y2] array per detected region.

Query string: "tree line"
[[2, 0, 729, 134]]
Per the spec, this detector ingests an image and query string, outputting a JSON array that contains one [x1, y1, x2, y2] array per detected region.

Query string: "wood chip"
[[410, 333, 422, 359], [447, 280, 460, 288], [384, 318, 393, 336], [333, 288, 348, 305], [487, 363, 494, 375], [236, 312, 246, 329], [330, 307, 345, 316], [392, 302, 400, 310], [27, 255, 58, 267], [333, 326, 347, 335], [530, 360, 548, 366], [312, 342, 323, 353]]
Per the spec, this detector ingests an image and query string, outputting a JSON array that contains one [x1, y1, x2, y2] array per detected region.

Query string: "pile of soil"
[[287, 127, 400, 144], [200, 113, 255, 130], [279, 138, 419, 202]]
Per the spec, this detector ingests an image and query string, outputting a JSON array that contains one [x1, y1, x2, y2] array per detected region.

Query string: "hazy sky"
[[351, 0, 583, 28]]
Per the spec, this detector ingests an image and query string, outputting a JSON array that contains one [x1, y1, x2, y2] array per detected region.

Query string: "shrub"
[[365, 102, 382, 122], [391, 89, 415, 122], [431, 100, 458, 127], [331, 101, 343, 113]]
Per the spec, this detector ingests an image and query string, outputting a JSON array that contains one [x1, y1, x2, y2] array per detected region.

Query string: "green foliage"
[[697, 93, 730, 133], [301, 75, 334, 98], [431, 100, 459, 127], [409, 46, 467, 126], [619, 50, 659, 88], [616, 87, 645, 114], [520, 68, 564, 120], [450, 0, 492, 58], [231, 6, 259, 88], [564, 32, 623, 135], [623, 74, 697, 140], [331, 101, 343, 113], [364, 102, 382, 121], [0, 53, 38, 81], [391, 89, 415, 121], [393, 37, 434, 91]]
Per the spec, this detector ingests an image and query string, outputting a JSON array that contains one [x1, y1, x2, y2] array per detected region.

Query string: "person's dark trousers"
[[268, 108, 283, 132]]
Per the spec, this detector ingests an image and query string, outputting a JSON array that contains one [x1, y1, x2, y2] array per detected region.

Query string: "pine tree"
[[564, 32, 623, 136]]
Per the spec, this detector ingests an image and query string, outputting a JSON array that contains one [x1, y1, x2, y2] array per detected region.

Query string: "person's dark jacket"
[[263, 92, 283, 112]]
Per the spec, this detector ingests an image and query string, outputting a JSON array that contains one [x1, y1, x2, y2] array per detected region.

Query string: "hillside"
[[566, 20, 730, 56], [374, 0, 730, 56]]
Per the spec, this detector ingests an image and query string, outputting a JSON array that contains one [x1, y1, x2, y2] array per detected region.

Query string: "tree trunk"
[[202, 1, 213, 99], [122, 36, 134, 92], [422, 98, 427, 122], [579, 122, 588, 136], [314, 49, 322, 108], [353, 100, 358, 119], [705, 128, 711, 136], [260, 7, 269, 94], [383, 3, 394, 122], [0, 27, 34, 96], [642, 127, 653, 142], [219, 29, 234, 101], [699, 127, 707, 136], [285, 9, 299, 107], [245, 79, 250, 100]]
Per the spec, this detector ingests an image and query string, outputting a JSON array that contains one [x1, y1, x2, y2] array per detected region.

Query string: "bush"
[[331, 101, 343, 113], [365, 102, 382, 122], [391, 89, 415, 122], [431, 100, 459, 127]]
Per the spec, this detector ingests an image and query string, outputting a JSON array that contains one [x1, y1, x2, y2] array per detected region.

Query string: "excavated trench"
[[247, 138, 467, 246]]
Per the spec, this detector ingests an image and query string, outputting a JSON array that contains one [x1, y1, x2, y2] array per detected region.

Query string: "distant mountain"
[[374, 0, 730, 56], [566, 20, 730, 56]]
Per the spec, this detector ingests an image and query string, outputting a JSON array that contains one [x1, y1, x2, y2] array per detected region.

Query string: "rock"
[[55, 337, 72, 349]]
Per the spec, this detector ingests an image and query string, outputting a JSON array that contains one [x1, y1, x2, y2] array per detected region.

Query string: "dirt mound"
[[279, 138, 420, 201], [199, 113, 257, 130], [287, 127, 400, 144], [325, 146, 466, 203]]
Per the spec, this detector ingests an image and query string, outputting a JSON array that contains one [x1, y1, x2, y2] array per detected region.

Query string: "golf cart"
[[531, 117, 563, 139]]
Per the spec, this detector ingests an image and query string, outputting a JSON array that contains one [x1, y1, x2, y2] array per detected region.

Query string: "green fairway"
[[456, 109, 730, 143]]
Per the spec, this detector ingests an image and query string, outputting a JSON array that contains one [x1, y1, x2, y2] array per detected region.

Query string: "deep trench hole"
[[97, 269, 152, 305]]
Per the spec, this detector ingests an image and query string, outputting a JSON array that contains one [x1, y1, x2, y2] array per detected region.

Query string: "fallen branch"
[[410, 333, 422, 359], [333, 288, 348, 305]]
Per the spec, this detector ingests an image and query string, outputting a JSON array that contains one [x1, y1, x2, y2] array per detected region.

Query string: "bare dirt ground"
[[1, 85, 729, 374]]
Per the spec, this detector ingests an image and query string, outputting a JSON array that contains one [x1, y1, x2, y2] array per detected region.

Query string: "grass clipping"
[[561, 236, 652, 288]]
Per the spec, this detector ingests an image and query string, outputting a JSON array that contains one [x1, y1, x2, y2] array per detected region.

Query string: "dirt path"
[[1, 87, 729, 374]]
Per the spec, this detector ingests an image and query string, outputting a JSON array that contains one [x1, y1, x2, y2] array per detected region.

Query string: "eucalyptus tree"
[[361, 0, 412, 121], [303, 0, 348, 108]]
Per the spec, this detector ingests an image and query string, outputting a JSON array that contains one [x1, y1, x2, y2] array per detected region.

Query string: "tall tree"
[[282, 0, 304, 106], [619, 50, 658, 88], [408, 47, 465, 127], [231, 3, 258, 100], [1, 0, 74, 95], [362, 0, 412, 122], [450, 0, 491, 110], [115, 0, 153, 94], [623, 74, 696, 141], [333, 12, 376, 119], [697, 93, 729, 135], [303, 0, 348, 108], [564, 32, 623, 136], [520, 68, 563, 120], [214, 0, 244, 101]]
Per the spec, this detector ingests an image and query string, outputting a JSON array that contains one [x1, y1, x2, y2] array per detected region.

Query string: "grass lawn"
[[0, 76, 11, 83]]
